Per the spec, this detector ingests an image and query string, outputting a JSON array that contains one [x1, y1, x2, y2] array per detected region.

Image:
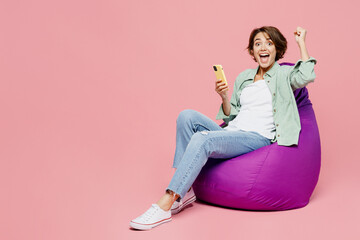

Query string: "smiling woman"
[[247, 26, 288, 81], [130, 25, 317, 231]]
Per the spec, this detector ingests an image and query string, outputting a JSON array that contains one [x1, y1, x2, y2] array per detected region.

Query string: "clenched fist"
[[294, 26, 307, 44]]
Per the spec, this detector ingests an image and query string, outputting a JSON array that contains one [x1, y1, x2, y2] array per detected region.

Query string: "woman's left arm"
[[289, 27, 317, 91]]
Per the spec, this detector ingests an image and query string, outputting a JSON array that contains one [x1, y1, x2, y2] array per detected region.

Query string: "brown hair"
[[247, 26, 287, 62]]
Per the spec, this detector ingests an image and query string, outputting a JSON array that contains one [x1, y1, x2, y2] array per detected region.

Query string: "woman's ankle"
[[157, 190, 179, 211]]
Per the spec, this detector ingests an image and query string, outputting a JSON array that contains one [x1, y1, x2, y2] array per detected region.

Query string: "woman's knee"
[[176, 109, 198, 126]]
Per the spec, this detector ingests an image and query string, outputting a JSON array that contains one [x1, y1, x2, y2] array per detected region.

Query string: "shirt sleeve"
[[215, 74, 241, 125], [288, 57, 317, 91]]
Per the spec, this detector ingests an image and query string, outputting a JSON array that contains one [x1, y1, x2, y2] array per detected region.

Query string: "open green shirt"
[[216, 57, 317, 146]]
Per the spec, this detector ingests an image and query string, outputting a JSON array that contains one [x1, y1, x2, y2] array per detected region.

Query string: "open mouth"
[[259, 53, 270, 63]]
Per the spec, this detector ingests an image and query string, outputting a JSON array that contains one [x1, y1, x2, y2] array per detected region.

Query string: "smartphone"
[[212, 65, 228, 85]]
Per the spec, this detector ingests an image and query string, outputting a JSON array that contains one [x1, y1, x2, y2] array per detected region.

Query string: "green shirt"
[[216, 57, 317, 146]]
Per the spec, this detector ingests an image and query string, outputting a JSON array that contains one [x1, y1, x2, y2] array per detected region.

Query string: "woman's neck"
[[257, 62, 275, 78]]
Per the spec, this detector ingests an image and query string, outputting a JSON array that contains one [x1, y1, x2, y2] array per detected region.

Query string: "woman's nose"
[[260, 43, 266, 50]]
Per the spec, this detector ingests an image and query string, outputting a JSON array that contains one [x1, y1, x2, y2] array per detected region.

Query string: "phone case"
[[213, 65, 228, 85]]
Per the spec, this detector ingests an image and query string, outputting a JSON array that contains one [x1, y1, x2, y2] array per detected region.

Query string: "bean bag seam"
[[247, 145, 272, 199]]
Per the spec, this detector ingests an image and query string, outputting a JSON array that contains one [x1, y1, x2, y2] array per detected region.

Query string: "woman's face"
[[251, 32, 276, 72]]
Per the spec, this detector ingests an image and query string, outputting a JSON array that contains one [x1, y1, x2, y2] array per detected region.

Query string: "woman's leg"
[[130, 117, 271, 230], [172, 109, 223, 169], [165, 129, 271, 203], [130, 110, 225, 230], [156, 109, 224, 211]]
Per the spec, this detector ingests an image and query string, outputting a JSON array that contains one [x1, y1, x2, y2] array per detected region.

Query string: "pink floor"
[[3, 147, 360, 240]]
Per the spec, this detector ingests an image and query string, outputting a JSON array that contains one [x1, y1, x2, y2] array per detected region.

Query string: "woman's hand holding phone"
[[215, 79, 229, 100], [213, 64, 231, 115], [213, 65, 229, 100], [215, 79, 231, 116]]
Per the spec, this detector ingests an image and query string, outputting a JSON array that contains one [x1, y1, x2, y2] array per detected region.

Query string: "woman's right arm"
[[221, 96, 231, 116], [215, 79, 230, 116], [215, 74, 242, 124]]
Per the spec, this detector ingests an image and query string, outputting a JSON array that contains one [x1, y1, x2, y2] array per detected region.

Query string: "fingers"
[[216, 80, 227, 87], [215, 81, 228, 95], [216, 84, 229, 93], [219, 86, 229, 93], [215, 79, 224, 84], [294, 26, 307, 35], [216, 87, 229, 95], [218, 84, 228, 91], [215, 79, 229, 97], [294, 27, 307, 44]]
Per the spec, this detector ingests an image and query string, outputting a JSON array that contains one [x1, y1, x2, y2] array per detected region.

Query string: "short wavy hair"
[[247, 26, 287, 62]]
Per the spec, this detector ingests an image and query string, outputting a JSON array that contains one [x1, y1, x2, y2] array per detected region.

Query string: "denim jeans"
[[166, 109, 271, 200]]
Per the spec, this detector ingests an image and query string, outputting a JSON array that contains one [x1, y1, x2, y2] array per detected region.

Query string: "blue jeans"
[[166, 109, 271, 200]]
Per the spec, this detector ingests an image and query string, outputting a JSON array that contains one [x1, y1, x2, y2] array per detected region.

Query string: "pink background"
[[1, 0, 359, 239]]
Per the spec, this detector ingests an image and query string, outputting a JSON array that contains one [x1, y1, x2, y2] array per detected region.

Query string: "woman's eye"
[[268, 42, 273, 46], [255, 43, 260, 46]]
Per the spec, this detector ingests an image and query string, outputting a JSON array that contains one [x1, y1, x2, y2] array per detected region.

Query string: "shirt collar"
[[244, 61, 280, 80]]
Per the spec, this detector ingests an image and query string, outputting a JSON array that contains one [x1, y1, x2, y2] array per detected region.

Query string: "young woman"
[[130, 26, 317, 230]]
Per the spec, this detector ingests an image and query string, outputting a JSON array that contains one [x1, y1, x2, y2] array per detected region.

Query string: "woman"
[[130, 26, 317, 230]]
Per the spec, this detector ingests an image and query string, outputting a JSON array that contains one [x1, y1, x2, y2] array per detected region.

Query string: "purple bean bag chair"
[[192, 63, 321, 210]]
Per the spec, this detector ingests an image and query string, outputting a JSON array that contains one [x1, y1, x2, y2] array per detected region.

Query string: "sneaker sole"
[[130, 217, 172, 230], [171, 195, 196, 215]]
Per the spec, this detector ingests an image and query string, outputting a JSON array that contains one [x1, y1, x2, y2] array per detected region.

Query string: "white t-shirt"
[[224, 79, 276, 139]]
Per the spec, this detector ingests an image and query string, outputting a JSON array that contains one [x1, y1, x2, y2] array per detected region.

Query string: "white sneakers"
[[130, 203, 172, 230], [171, 187, 196, 215], [129, 187, 196, 230]]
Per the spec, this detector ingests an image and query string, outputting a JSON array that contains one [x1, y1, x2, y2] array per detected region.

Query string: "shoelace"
[[138, 204, 158, 222]]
